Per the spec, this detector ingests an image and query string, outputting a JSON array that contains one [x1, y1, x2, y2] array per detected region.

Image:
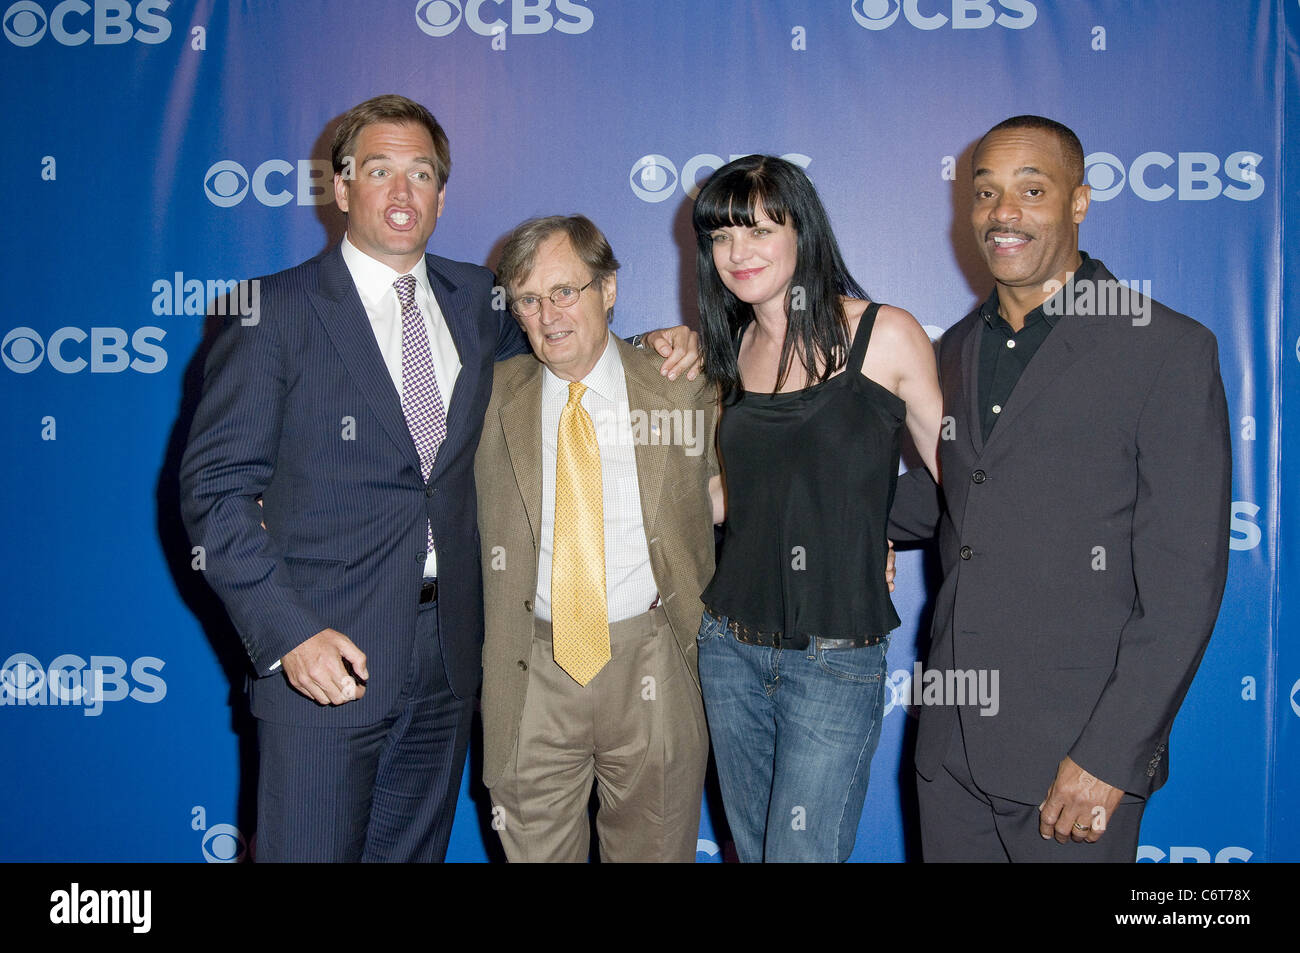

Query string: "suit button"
[[517, 660, 528, 671], [972, 469, 987, 484], [415, 552, 426, 563], [524, 599, 533, 612], [959, 545, 973, 560], [425, 486, 434, 498]]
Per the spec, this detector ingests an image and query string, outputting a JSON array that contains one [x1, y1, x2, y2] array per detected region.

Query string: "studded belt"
[[705, 607, 886, 651]]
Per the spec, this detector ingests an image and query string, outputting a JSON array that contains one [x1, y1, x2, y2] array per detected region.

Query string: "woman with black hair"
[[693, 154, 942, 862]]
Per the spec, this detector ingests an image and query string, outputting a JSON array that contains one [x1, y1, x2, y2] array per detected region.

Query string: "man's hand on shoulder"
[[642, 325, 702, 381], [280, 628, 369, 705], [1039, 755, 1125, 844]]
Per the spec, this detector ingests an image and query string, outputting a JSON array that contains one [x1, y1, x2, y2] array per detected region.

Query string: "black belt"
[[705, 607, 885, 650], [419, 579, 438, 604]]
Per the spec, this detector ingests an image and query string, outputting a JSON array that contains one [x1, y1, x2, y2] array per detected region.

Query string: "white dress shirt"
[[534, 332, 658, 623], [341, 235, 461, 578]]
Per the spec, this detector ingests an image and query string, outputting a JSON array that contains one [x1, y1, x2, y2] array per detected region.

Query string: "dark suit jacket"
[[890, 261, 1231, 803], [474, 337, 718, 789], [181, 243, 527, 726]]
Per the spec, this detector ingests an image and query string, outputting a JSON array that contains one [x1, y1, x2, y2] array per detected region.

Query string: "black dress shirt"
[[977, 252, 1100, 441]]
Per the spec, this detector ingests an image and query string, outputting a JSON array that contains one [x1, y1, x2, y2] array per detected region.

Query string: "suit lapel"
[[498, 361, 544, 550], [426, 255, 479, 481], [309, 245, 422, 474], [617, 338, 671, 545], [956, 317, 985, 457], [981, 274, 1109, 454]]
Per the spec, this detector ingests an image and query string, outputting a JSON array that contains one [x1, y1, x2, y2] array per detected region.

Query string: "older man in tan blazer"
[[475, 215, 719, 862]]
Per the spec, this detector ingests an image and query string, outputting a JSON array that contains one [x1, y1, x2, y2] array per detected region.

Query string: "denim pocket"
[[816, 639, 889, 682], [696, 610, 728, 643]]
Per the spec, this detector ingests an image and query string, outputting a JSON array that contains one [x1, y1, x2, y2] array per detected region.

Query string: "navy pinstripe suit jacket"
[[181, 243, 527, 726]]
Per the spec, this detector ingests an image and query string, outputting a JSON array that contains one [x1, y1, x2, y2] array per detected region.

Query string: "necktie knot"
[[393, 274, 417, 305], [566, 381, 587, 408]]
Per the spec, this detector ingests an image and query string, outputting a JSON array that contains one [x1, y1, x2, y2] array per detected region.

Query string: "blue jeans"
[[696, 610, 889, 862]]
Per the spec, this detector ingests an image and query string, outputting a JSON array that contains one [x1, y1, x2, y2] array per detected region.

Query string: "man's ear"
[[601, 273, 617, 314], [1072, 183, 1090, 225], [333, 173, 350, 214]]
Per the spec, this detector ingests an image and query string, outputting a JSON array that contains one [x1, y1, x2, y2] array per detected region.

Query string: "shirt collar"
[[980, 251, 1096, 331], [542, 330, 621, 404], [341, 235, 432, 310]]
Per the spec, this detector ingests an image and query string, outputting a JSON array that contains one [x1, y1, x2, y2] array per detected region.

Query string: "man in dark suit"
[[475, 216, 719, 861], [180, 96, 697, 862], [889, 115, 1231, 861]]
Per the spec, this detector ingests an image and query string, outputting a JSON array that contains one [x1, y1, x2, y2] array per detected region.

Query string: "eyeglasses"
[[509, 279, 596, 317]]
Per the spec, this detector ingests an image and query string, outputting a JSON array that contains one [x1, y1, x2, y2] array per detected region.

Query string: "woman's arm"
[[860, 303, 944, 484]]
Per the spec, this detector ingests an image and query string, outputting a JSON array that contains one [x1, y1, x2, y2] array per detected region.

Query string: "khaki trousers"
[[489, 606, 708, 862]]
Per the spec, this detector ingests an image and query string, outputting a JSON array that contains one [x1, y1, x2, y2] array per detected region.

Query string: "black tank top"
[[703, 303, 904, 640]]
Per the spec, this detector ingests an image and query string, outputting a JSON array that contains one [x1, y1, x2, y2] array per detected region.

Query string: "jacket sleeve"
[[888, 466, 943, 541], [179, 306, 327, 676], [1068, 326, 1232, 794]]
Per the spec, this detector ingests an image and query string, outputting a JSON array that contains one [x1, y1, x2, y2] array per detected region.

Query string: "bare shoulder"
[[840, 298, 926, 343], [852, 302, 936, 394], [870, 303, 930, 346], [851, 302, 933, 368]]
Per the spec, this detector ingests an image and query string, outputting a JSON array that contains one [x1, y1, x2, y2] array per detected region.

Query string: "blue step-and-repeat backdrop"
[[1, 0, 1296, 862]]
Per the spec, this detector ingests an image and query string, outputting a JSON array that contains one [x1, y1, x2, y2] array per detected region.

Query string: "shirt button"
[[960, 545, 973, 560], [972, 470, 987, 484], [1006, 339, 1016, 349], [992, 404, 1002, 414]]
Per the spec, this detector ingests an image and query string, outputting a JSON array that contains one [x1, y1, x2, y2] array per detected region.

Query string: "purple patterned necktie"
[[394, 275, 448, 553]]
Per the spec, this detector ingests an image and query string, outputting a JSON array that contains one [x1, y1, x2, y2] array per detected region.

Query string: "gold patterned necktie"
[[551, 381, 610, 686]]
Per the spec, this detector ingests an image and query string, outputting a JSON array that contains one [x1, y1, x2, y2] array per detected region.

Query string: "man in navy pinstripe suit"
[[181, 95, 698, 862]]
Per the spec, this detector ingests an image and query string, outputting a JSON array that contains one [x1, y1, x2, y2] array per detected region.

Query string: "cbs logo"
[[696, 838, 722, 862], [203, 159, 334, 208], [1229, 501, 1261, 552], [882, 669, 917, 718], [1, 326, 167, 374], [1137, 846, 1253, 863], [0, 653, 167, 704], [1084, 151, 1263, 202], [630, 153, 812, 203], [414, 0, 592, 38], [201, 824, 247, 863], [2, 0, 171, 46], [850, 0, 1036, 31]]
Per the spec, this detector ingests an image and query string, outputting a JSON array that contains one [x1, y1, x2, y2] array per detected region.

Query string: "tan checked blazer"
[[475, 336, 718, 790]]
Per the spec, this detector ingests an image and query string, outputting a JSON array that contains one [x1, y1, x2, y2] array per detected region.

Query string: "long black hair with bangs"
[[692, 155, 869, 402]]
